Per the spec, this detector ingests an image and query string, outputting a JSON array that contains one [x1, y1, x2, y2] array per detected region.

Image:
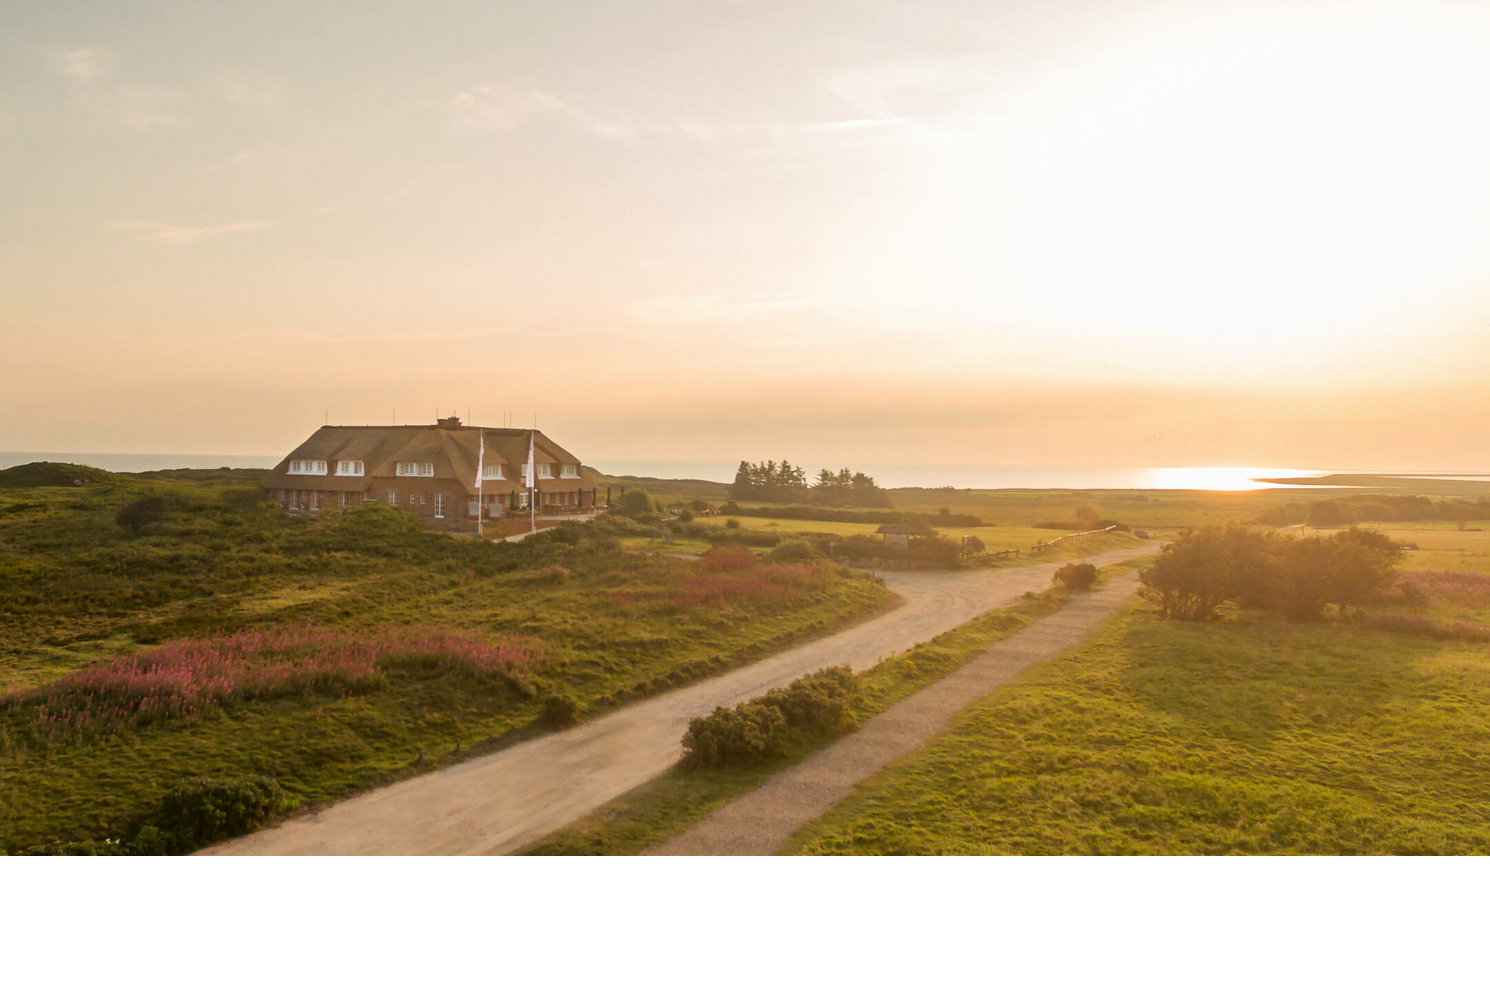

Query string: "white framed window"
[[288, 459, 328, 475], [435, 493, 445, 519], [560, 464, 579, 479], [388, 490, 398, 507], [537, 463, 553, 479], [468, 498, 480, 517], [339, 492, 350, 510], [277, 490, 287, 504], [483, 463, 505, 480], [396, 462, 435, 477], [362, 493, 375, 503], [419, 495, 427, 506], [335, 460, 364, 476], [309, 491, 320, 512]]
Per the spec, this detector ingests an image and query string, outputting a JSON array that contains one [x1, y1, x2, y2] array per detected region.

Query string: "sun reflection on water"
[[1134, 467, 1319, 491]]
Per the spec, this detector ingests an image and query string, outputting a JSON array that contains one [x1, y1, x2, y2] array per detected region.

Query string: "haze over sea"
[[7, 451, 1472, 491]]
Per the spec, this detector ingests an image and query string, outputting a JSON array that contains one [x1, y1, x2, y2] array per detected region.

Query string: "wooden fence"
[[1030, 525, 1119, 554]]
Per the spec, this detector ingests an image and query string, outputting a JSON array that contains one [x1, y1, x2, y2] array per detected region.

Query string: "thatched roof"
[[268, 422, 582, 495]]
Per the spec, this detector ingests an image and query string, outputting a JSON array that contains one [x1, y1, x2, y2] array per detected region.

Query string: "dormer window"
[[288, 459, 327, 475], [560, 464, 579, 479], [397, 462, 435, 477], [335, 460, 364, 476], [483, 464, 505, 480], [537, 463, 553, 480]]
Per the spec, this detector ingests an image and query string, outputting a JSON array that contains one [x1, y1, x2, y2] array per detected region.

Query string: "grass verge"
[[782, 599, 1490, 855]]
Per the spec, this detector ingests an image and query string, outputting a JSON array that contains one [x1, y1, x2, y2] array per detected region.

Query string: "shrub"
[[724, 518, 741, 530], [764, 539, 821, 564], [907, 535, 963, 567], [1139, 525, 1403, 621], [131, 776, 286, 854], [680, 666, 859, 768], [616, 489, 656, 517], [677, 509, 695, 523], [1053, 562, 1098, 590], [681, 703, 789, 767], [765, 666, 858, 734], [540, 692, 583, 728], [116, 495, 171, 535]]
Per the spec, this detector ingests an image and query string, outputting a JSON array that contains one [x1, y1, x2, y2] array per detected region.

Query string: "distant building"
[[266, 416, 596, 531]]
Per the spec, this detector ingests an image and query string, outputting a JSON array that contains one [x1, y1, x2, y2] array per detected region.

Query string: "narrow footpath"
[[204, 544, 1154, 856], [651, 570, 1144, 856]]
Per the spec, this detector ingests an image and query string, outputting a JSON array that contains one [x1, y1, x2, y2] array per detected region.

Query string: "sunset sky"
[[4, 0, 1489, 475]]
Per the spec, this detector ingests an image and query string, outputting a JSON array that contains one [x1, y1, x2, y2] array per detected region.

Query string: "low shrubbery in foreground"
[[681, 666, 859, 768], [1053, 563, 1098, 590]]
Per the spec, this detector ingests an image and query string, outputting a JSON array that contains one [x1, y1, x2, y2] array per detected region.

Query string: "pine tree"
[[729, 460, 755, 502]]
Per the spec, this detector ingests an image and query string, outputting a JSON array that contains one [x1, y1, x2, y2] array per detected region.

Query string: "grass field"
[[783, 523, 1490, 855], [0, 471, 892, 850]]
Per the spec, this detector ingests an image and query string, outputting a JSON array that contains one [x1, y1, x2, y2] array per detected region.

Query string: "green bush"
[[681, 702, 789, 767], [115, 495, 171, 535], [680, 666, 859, 768], [765, 665, 858, 734], [763, 539, 821, 564], [1139, 525, 1404, 621], [130, 776, 286, 854], [724, 518, 741, 530], [616, 490, 656, 517], [540, 692, 583, 728], [1053, 562, 1098, 590]]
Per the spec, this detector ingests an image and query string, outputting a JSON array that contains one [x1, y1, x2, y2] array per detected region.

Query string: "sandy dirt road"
[[652, 570, 1145, 855], [203, 542, 1155, 856]]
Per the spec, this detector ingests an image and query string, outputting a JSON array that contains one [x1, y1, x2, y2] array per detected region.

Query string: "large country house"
[[266, 417, 596, 532]]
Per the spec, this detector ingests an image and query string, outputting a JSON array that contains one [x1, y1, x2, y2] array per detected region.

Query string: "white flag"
[[475, 429, 484, 491], [525, 431, 536, 489]]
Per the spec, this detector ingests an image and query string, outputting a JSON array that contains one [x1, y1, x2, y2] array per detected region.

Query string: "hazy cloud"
[[449, 84, 801, 143], [108, 220, 275, 244], [218, 70, 282, 113], [448, 85, 621, 137], [50, 47, 109, 83], [97, 86, 180, 130], [624, 294, 834, 326]]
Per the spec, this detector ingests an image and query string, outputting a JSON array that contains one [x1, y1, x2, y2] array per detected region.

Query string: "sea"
[[6, 451, 1484, 491]]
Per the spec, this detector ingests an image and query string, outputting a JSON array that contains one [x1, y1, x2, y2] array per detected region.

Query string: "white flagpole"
[[475, 428, 484, 538], [526, 427, 537, 533]]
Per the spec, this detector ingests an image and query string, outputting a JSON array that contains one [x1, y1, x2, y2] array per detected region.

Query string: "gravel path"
[[203, 544, 1154, 856], [650, 570, 1144, 856]]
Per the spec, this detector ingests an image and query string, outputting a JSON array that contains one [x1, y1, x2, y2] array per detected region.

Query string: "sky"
[[4, 0, 1489, 474]]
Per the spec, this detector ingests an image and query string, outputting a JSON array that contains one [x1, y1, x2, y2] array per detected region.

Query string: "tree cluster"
[[728, 460, 893, 507], [1255, 495, 1490, 527], [1139, 525, 1404, 621]]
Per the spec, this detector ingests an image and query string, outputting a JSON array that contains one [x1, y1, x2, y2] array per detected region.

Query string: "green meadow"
[[784, 519, 1490, 855], [0, 466, 890, 851]]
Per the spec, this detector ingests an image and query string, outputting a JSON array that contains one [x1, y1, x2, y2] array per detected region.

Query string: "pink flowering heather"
[[1396, 570, 1490, 603], [2, 625, 542, 732]]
